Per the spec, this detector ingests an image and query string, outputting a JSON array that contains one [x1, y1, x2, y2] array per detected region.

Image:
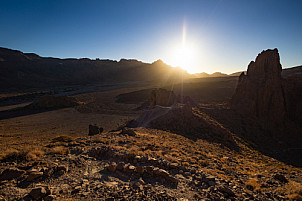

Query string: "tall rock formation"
[[231, 49, 287, 126], [149, 88, 177, 108]]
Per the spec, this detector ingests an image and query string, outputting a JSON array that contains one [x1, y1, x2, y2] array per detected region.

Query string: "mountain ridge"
[[1, 47, 301, 92]]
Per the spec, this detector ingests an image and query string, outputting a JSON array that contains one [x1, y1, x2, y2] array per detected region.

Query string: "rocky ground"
[[0, 127, 301, 201]]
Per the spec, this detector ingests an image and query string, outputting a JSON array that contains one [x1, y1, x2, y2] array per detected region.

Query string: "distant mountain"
[[192, 72, 228, 78], [192, 72, 210, 78], [282, 65, 302, 78], [211, 72, 228, 77], [227, 66, 302, 78], [229, 71, 246, 76], [0, 47, 188, 92]]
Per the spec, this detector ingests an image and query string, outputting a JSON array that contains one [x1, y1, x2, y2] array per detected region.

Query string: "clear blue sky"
[[1, 0, 301, 74]]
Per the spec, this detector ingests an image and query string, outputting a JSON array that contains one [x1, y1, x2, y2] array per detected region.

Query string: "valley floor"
[[0, 84, 301, 200]]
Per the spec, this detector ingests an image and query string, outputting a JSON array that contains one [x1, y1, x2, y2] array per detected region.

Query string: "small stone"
[[168, 176, 179, 183], [209, 181, 215, 186], [126, 165, 136, 173], [205, 175, 216, 182], [89, 124, 103, 136], [156, 169, 170, 178], [44, 195, 56, 201], [120, 127, 136, 136], [56, 165, 68, 175], [26, 172, 44, 182], [138, 178, 145, 184], [273, 173, 288, 183], [136, 166, 145, 175], [218, 186, 235, 197], [145, 166, 154, 174], [184, 171, 191, 177], [169, 163, 179, 169], [29, 187, 48, 200], [107, 162, 117, 173], [116, 162, 125, 171]]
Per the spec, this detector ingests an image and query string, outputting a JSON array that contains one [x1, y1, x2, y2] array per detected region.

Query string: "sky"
[[0, 0, 302, 74]]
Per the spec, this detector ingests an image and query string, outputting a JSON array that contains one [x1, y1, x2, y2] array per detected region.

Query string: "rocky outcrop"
[[231, 49, 286, 126], [149, 88, 196, 109], [0, 168, 25, 181], [231, 48, 302, 129], [149, 88, 177, 108], [282, 76, 302, 126]]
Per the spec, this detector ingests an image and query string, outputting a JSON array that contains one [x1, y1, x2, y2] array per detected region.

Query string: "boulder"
[[26, 171, 43, 182], [0, 168, 25, 181], [29, 187, 49, 200], [56, 165, 68, 175], [149, 88, 177, 108], [273, 173, 288, 183], [107, 162, 117, 173], [120, 127, 136, 136], [116, 162, 125, 172], [89, 124, 103, 136], [218, 186, 235, 197]]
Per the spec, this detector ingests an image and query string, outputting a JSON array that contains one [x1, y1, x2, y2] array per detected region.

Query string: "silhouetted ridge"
[[0, 47, 189, 92]]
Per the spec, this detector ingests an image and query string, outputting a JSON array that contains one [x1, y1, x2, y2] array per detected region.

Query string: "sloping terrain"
[[0, 127, 301, 200]]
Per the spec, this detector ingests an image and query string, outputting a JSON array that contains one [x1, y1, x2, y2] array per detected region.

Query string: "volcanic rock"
[[149, 88, 177, 108], [29, 187, 49, 200], [0, 168, 25, 181], [120, 127, 136, 136], [231, 49, 286, 126], [107, 162, 117, 173], [26, 171, 43, 182], [273, 173, 288, 183], [89, 124, 103, 136], [282, 76, 302, 126], [231, 48, 302, 130]]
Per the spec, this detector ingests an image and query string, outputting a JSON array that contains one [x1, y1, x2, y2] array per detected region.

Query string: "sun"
[[163, 21, 201, 74], [171, 45, 196, 73], [165, 44, 199, 74]]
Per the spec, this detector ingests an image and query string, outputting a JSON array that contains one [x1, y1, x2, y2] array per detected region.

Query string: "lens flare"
[[164, 20, 201, 74]]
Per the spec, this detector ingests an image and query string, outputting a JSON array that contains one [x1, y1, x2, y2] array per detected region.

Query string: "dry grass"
[[287, 194, 302, 201], [1, 148, 44, 162], [50, 146, 70, 155], [52, 135, 74, 143], [283, 181, 302, 200], [286, 181, 302, 195]]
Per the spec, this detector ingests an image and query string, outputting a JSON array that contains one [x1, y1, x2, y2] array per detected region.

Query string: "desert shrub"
[[287, 194, 302, 201], [245, 178, 260, 192], [1, 148, 44, 162], [199, 159, 209, 167], [286, 181, 302, 200], [52, 135, 74, 143], [50, 146, 70, 155]]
